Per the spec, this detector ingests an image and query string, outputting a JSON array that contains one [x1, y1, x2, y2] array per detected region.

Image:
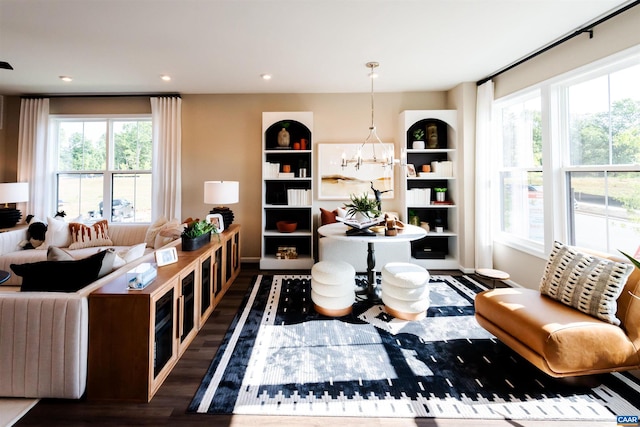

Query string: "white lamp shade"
[[204, 181, 239, 205], [0, 182, 29, 203]]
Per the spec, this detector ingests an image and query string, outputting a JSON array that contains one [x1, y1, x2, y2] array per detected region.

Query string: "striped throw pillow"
[[539, 241, 633, 325]]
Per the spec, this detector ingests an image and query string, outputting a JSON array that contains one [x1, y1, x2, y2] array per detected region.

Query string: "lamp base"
[[209, 207, 234, 227], [0, 208, 22, 229]]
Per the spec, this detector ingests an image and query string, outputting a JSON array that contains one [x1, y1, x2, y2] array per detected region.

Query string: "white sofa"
[[0, 222, 176, 399]]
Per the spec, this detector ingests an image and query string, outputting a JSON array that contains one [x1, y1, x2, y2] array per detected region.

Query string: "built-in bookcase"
[[260, 112, 314, 269], [399, 110, 459, 269]]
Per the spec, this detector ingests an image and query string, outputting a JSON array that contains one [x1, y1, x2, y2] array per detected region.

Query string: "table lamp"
[[204, 181, 239, 227], [0, 182, 29, 229]]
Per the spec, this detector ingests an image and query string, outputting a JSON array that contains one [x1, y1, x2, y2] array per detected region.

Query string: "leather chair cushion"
[[476, 288, 640, 374]]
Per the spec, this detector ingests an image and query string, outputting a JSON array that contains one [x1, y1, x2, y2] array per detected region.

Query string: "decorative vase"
[[409, 215, 420, 226], [181, 231, 211, 251], [277, 128, 290, 147], [426, 123, 438, 148], [412, 140, 425, 150], [354, 212, 369, 223]]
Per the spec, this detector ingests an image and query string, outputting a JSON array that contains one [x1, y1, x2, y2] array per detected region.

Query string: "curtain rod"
[[21, 93, 181, 99], [476, 0, 640, 86]]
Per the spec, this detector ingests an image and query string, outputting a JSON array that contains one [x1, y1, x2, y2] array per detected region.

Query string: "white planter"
[[436, 192, 446, 202], [412, 141, 425, 150]]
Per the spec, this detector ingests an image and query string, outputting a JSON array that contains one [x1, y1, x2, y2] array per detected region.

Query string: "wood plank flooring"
[[15, 265, 608, 427]]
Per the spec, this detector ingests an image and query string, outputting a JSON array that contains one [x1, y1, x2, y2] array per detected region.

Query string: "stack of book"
[[406, 188, 431, 206], [264, 162, 280, 178], [430, 161, 453, 177], [287, 189, 311, 206]]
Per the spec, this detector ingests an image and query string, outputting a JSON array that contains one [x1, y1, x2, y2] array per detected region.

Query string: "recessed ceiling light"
[[59, 76, 72, 82], [260, 74, 272, 80], [161, 75, 171, 81]]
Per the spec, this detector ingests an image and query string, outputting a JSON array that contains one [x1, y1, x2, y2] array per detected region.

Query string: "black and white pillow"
[[539, 241, 634, 325]]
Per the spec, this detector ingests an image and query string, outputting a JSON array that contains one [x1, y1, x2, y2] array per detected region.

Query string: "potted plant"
[[181, 219, 218, 251], [434, 187, 447, 202], [343, 192, 381, 222], [412, 128, 425, 150]]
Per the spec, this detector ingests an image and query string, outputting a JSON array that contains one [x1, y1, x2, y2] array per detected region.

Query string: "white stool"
[[381, 262, 430, 320], [311, 261, 356, 317]]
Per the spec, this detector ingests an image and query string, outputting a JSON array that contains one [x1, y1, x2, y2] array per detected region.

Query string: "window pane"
[[569, 67, 640, 166], [57, 121, 107, 171], [57, 173, 104, 220], [500, 97, 542, 168], [569, 171, 640, 255], [500, 171, 544, 243], [113, 120, 152, 171], [610, 64, 640, 165], [112, 173, 152, 223]]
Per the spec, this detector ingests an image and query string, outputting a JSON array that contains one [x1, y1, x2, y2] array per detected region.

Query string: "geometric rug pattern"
[[188, 274, 640, 420]]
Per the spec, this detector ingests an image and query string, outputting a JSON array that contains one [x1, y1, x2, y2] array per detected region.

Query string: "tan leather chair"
[[475, 249, 640, 378]]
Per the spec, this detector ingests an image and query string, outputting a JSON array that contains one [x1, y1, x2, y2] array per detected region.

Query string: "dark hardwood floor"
[[15, 265, 602, 427]]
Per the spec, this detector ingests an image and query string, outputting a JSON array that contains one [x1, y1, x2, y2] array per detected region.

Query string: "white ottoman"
[[311, 261, 356, 317], [381, 262, 430, 320]]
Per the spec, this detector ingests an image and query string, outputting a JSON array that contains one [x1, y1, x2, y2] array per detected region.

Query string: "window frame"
[[492, 45, 640, 259], [50, 114, 153, 223]]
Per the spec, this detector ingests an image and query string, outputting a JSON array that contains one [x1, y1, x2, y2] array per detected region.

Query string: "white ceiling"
[[0, 0, 632, 96]]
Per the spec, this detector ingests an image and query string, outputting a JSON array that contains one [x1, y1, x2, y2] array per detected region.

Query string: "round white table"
[[317, 222, 427, 301]]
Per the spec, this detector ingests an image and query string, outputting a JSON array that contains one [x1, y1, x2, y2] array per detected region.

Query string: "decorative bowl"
[[276, 221, 298, 233]]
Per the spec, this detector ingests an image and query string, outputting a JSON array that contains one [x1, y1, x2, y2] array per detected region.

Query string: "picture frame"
[[155, 247, 178, 267], [317, 143, 394, 200], [406, 164, 416, 177], [206, 213, 225, 232]]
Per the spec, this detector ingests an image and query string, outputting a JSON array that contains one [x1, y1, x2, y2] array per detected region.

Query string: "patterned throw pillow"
[[539, 241, 634, 325], [68, 220, 113, 250]]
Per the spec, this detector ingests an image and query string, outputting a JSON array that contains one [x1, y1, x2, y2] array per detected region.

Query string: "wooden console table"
[[87, 224, 241, 402]]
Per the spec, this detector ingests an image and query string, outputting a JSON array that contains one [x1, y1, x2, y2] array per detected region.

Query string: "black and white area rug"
[[188, 274, 640, 420]]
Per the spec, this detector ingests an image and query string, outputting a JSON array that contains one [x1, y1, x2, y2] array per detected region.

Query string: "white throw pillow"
[[36, 216, 73, 250], [144, 217, 168, 248], [113, 242, 147, 268]]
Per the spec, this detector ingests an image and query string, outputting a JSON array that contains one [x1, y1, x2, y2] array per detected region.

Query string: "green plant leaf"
[[619, 250, 640, 270], [343, 192, 381, 219], [181, 219, 218, 239]]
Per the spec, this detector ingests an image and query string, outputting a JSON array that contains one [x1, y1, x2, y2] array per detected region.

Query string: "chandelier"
[[341, 62, 396, 170]]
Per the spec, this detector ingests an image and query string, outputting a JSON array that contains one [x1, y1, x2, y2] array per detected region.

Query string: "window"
[[53, 117, 152, 223], [493, 50, 640, 258], [495, 93, 544, 246], [563, 62, 640, 255]]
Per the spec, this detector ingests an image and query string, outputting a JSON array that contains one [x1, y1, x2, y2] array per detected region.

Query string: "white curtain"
[[17, 98, 52, 219], [150, 96, 182, 221], [475, 81, 495, 269]]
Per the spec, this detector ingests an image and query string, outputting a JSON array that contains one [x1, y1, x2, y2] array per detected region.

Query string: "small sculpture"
[[370, 182, 392, 212]]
